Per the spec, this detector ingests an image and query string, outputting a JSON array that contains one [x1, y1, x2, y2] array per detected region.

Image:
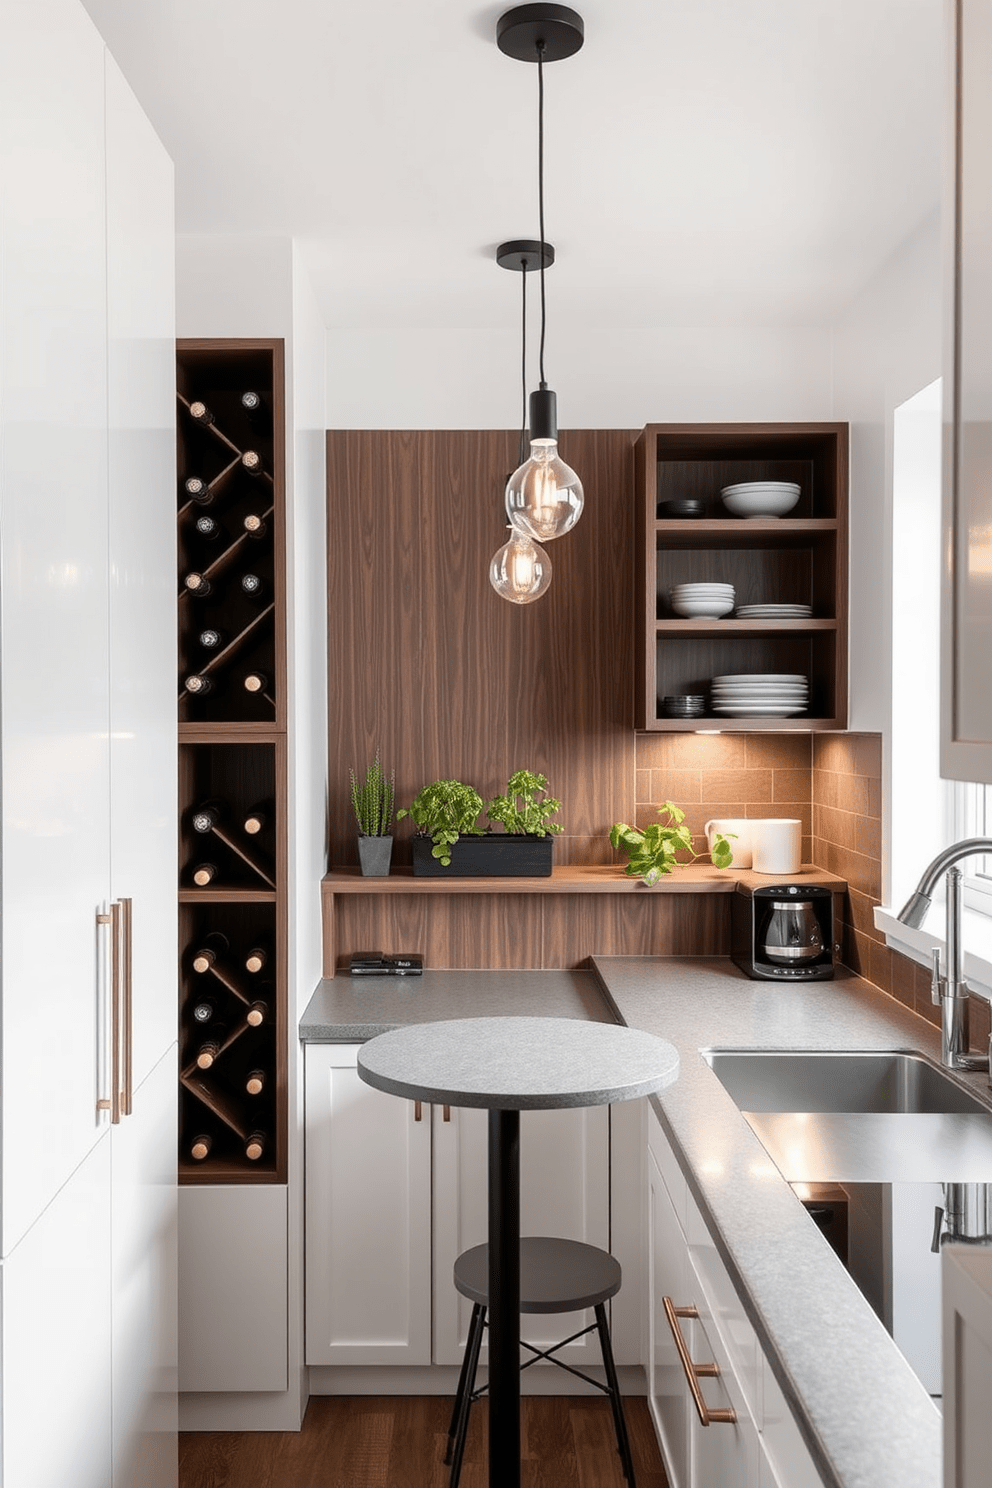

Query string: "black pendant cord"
[[519, 259, 529, 468], [537, 41, 548, 391]]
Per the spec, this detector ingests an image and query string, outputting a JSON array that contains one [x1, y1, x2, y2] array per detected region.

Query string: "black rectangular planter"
[[411, 833, 554, 878]]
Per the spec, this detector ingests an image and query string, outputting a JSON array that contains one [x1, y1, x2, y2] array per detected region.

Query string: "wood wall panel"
[[326, 430, 637, 874], [541, 894, 730, 965], [334, 896, 544, 973]]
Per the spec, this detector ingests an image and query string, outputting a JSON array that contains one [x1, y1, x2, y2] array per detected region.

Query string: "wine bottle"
[[246, 999, 268, 1028], [194, 514, 223, 542], [191, 802, 222, 834], [198, 628, 225, 650], [241, 572, 263, 596], [244, 940, 270, 974], [195, 1030, 227, 1070], [245, 1069, 265, 1096], [245, 1131, 266, 1161], [191, 930, 229, 974], [243, 671, 268, 695], [183, 674, 213, 696], [189, 400, 215, 426], [192, 862, 218, 887], [243, 513, 268, 539], [241, 390, 263, 415], [241, 450, 265, 477], [184, 475, 213, 503], [184, 572, 212, 596], [190, 1133, 213, 1161], [191, 997, 217, 1025], [243, 801, 270, 835]]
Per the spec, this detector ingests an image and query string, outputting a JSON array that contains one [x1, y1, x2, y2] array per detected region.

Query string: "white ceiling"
[[81, 0, 943, 333]]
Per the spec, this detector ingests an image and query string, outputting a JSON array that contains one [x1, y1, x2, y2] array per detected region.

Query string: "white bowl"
[[671, 598, 734, 618], [720, 482, 800, 519], [670, 584, 734, 595]]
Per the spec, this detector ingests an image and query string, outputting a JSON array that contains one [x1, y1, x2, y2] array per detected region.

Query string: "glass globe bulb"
[[489, 527, 552, 604], [504, 438, 584, 543]]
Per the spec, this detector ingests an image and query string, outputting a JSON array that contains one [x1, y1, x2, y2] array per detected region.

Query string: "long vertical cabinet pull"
[[120, 897, 133, 1115], [96, 909, 114, 1119]]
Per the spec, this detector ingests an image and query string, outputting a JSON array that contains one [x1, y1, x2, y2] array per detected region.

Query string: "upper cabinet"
[[634, 423, 849, 732], [941, 0, 992, 781]]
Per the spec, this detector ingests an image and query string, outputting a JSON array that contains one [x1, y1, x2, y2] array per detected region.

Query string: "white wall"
[[325, 323, 834, 429]]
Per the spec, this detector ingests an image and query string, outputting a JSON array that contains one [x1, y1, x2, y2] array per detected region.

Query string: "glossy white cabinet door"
[[432, 1102, 610, 1367], [112, 1046, 178, 1488], [105, 52, 178, 1085], [0, 0, 112, 1257], [647, 1144, 691, 1488], [688, 1302, 760, 1488], [2, 1134, 113, 1488], [305, 1044, 432, 1365]]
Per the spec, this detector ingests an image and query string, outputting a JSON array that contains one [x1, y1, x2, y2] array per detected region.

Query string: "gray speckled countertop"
[[590, 955, 973, 1488], [298, 956, 988, 1488], [299, 968, 614, 1041]]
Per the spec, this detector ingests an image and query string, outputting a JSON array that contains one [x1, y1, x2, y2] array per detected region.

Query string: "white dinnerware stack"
[[669, 582, 735, 618], [735, 603, 812, 620], [710, 672, 809, 716], [720, 481, 801, 518]]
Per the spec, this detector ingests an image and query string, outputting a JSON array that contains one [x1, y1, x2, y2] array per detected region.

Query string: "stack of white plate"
[[710, 673, 809, 716], [735, 603, 812, 619], [669, 582, 735, 618]]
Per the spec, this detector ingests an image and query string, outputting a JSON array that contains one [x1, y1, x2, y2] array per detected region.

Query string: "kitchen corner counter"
[[299, 967, 615, 1042], [591, 955, 953, 1488]]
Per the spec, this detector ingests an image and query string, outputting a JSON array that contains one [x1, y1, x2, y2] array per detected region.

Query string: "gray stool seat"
[[454, 1235, 622, 1313], [445, 1236, 635, 1487]]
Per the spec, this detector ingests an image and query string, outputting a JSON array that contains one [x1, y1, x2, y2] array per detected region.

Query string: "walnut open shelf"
[[634, 422, 849, 732], [176, 340, 287, 1185]]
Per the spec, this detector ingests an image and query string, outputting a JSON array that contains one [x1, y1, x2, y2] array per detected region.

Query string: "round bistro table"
[[357, 1015, 679, 1488]]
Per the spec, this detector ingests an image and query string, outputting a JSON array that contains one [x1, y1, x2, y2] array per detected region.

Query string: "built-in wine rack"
[[177, 341, 287, 1183]]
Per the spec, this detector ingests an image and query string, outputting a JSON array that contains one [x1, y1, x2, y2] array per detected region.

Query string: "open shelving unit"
[[634, 423, 849, 731], [176, 340, 287, 1184]]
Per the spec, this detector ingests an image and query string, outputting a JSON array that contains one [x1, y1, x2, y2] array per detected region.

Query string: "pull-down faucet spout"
[[897, 838, 992, 1073]]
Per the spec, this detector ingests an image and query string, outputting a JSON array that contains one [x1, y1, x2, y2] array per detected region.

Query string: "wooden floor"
[[179, 1395, 670, 1488]]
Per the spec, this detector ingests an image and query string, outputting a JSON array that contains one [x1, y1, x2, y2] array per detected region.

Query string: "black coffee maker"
[[732, 884, 835, 981]]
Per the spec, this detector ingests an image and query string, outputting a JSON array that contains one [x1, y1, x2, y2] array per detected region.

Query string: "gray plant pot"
[[358, 834, 393, 877]]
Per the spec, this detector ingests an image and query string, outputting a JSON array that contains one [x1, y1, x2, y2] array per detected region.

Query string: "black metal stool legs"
[[595, 1302, 637, 1486], [446, 1302, 486, 1487]]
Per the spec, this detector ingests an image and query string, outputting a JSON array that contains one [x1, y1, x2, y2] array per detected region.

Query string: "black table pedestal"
[[488, 1108, 521, 1487]]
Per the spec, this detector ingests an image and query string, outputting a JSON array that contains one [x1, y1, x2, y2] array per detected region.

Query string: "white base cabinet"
[[304, 1044, 610, 1372], [646, 1106, 821, 1488]]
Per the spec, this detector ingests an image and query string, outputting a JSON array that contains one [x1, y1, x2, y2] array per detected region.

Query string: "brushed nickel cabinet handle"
[[120, 897, 133, 1116], [662, 1297, 737, 1426]]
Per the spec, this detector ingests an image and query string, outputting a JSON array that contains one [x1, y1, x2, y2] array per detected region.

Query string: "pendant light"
[[490, 240, 555, 604], [498, 5, 584, 544]]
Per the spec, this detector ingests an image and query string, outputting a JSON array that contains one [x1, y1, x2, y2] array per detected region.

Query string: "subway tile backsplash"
[[634, 729, 991, 1050]]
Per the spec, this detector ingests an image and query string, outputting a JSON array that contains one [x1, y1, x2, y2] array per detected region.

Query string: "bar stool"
[[444, 1236, 636, 1487]]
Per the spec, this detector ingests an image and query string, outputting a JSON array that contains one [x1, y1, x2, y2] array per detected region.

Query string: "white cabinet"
[[646, 1106, 821, 1488], [0, 0, 177, 1482], [304, 1043, 610, 1372]]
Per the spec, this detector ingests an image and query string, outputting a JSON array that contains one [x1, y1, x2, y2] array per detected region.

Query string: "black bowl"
[[657, 498, 705, 520]]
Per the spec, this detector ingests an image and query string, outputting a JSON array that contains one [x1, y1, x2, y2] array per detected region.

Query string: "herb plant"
[[486, 770, 564, 837], [397, 779, 484, 865], [349, 752, 395, 837], [609, 801, 734, 887]]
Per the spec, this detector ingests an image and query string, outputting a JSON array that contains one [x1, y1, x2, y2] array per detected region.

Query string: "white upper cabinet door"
[[105, 53, 178, 1083], [111, 1046, 178, 1488], [942, 0, 992, 779], [0, 0, 112, 1255]]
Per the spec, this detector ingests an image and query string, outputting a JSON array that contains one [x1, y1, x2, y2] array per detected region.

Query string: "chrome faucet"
[[898, 838, 992, 1073]]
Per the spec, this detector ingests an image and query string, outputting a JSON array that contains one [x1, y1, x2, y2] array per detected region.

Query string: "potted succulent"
[[398, 779, 485, 874], [610, 800, 734, 886], [350, 751, 395, 877]]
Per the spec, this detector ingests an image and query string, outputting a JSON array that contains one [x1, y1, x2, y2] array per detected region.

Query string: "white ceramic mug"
[[750, 818, 803, 875], [704, 818, 753, 869]]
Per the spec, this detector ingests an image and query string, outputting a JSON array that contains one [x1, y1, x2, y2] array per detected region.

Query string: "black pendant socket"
[[497, 4, 584, 63], [496, 239, 556, 272], [529, 387, 558, 443]]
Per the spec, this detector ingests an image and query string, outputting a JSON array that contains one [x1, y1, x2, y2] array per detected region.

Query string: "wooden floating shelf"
[[653, 619, 838, 634], [322, 863, 843, 895]]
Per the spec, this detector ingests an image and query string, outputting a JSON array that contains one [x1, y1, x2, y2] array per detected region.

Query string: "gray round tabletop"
[[356, 1016, 679, 1110]]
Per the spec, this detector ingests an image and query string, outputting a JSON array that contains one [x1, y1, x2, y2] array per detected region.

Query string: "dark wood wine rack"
[[177, 340, 287, 1184]]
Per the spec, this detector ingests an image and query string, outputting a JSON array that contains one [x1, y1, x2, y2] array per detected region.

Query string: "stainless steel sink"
[[701, 1049, 991, 1116]]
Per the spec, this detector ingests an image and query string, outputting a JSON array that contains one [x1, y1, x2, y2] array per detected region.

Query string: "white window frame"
[[951, 781, 992, 915]]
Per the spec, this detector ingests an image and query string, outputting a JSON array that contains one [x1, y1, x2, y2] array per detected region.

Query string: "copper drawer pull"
[[662, 1297, 737, 1426], [443, 1105, 451, 1122], [414, 1100, 423, 1122]]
